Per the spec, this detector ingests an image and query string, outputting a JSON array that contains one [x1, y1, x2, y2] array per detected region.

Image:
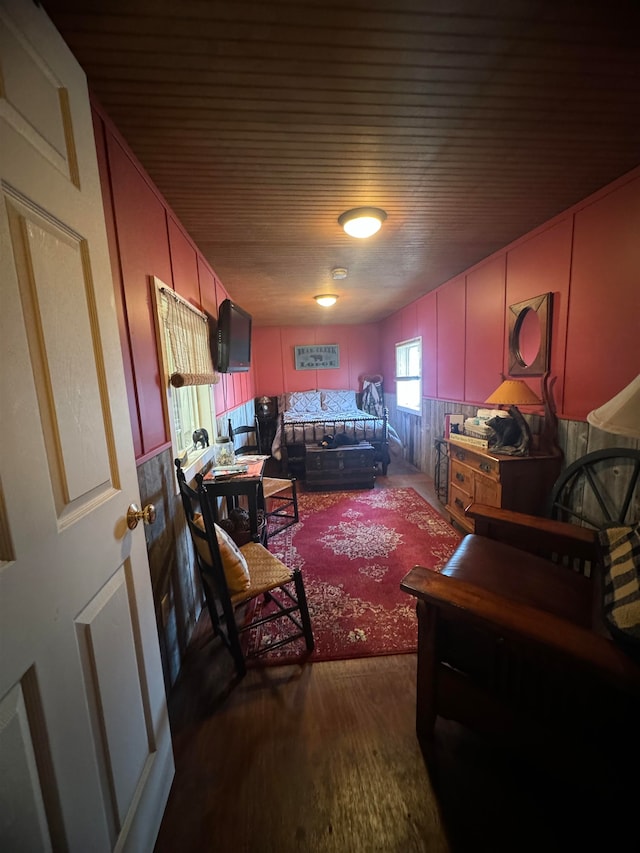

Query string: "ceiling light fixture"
[[314, 294, 338, 307], [331, 267, 348, 280], [338, 207, 387, 239]]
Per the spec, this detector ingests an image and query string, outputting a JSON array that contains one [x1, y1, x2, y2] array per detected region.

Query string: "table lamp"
[[484, 379, 542, 455]]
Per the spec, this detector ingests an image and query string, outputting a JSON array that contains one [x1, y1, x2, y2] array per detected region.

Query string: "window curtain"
[[159, 287, 219, 387]]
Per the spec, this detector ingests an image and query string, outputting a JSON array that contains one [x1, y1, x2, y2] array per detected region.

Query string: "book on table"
[[207, 463, 249, 478]]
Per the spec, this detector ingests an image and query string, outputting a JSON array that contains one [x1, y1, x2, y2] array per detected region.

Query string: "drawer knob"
[[454, 497, 465, 510], [480, 462, 492, 473], [455, 471, 465, 482]]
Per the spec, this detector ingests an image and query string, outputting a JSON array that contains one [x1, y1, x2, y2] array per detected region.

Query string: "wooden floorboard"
[[154, 459, 636, 852]]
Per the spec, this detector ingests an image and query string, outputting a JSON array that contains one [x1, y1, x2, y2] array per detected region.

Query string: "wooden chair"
[[228, 418, 299, 540], [228, 418, 260, 456], [401, 503, 640, 756], [176, 460, 314, 677]]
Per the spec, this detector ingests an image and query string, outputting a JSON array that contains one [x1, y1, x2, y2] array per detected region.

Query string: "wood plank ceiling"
[[43, 0, 640, 326]]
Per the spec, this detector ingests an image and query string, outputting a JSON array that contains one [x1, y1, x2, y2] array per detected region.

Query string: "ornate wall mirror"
[[508, 292, 553, 376]]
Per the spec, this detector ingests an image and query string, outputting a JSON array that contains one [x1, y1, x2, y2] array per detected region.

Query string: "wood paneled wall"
[[390, 394, 639, 499]]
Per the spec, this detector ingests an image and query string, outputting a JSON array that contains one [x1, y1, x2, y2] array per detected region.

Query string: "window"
[[153, 277, 218, 477], [395, 337, 422, 412]]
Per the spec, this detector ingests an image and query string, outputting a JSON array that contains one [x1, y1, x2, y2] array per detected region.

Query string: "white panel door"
[[0, 2, 173, 850]]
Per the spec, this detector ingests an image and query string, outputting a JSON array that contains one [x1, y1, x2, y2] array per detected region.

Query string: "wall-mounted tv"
[[216, 298, 252, 373]]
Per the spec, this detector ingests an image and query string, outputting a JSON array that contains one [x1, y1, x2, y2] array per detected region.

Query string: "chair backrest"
[[174, 459, 235, 622], [229, 418, 260, 455]]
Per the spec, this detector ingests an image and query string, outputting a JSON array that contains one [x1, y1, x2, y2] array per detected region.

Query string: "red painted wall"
[[416, 292, 437, 398], [465, 256, 506, 402], [106, 132, 172, 458], [436, 276, 466, 402], [252, 324, 382, 397], [381, 167, 640, 421], [93, 101, 257, 461], [563, 176, 640, 418]]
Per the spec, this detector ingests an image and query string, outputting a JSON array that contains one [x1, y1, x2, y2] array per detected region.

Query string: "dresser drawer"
[[449, 467, 500, 508], [449, 482, 473, 519], [449, 445, 499, 479], [473, 474, 501, 507], [450, 460, 474, 491]]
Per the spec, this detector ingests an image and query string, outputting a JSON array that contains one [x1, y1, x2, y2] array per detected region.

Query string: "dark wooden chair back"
[[229, 418, 260, 456]]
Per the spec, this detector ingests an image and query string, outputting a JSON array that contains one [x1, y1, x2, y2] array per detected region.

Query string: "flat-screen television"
[[216, 298, 252, 373]]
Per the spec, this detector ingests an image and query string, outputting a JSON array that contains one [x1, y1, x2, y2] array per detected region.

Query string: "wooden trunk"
[[305, 444, 377, 490]]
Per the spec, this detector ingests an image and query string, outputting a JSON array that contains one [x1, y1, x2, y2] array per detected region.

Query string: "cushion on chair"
[[192, 513, 251, 593], [598, 524, 640, 651], [231, 541, 293, 604], [443, 534, 593, 627]]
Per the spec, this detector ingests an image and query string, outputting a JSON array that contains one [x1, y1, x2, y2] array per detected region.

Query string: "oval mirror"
[[508, 292, 552, 376], [515, 307, 541, 367]]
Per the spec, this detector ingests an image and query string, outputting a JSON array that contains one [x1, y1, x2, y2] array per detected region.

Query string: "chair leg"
[[218, 593, 247, 678], [415, 600, 438, 742], [293, 569, 314, 651], [265, 479, 299, 540]]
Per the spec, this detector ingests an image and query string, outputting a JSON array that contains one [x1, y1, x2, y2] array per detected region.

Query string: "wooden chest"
[[305, 443, 376, 490]]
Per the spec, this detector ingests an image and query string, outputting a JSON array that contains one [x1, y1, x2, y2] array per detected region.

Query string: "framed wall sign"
[[294, 344, 340, 370]]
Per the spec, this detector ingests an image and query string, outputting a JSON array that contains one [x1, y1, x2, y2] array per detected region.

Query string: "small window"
[[395, 337, 422, 412], [152, 277, 218, 478]]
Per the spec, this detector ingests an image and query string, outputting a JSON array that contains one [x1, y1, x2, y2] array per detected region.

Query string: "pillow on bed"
[[320, 389, 357, 413], [285, 390, 322, 414]]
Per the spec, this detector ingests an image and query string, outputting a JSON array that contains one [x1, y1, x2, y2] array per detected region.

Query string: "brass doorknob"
[[127, 502, 156, 530]]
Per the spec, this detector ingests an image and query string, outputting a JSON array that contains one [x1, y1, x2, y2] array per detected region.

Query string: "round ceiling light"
[[331, 267, 348, 280], [314, 294, 338, 307], [338, 207, 387, 239]]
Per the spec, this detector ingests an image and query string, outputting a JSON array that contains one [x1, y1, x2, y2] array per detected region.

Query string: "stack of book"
[[208, 462, 249, 478], [449, 433, 489, 450]]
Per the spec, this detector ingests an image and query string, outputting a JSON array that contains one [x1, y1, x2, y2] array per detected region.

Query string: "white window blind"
[[158, 286, 218, 387], [395, 337, 422, 411]]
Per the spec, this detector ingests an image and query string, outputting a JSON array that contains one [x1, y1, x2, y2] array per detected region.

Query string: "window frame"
[[395, 336, 422, 414], [152, 277, 216, 483]]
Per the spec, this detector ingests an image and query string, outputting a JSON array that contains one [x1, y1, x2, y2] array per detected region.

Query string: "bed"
[[271, 389, 402, 477]]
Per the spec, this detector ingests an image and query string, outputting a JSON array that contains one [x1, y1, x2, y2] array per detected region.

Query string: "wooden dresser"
[[445, 439, 561, 533], [305, 443, 376, 490]]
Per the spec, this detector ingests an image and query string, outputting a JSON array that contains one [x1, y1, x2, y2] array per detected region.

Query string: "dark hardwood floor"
[[154, 458, 634, 853]]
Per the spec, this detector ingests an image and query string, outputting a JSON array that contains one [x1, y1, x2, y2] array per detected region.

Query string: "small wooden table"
[[201, 458, 267, 542]]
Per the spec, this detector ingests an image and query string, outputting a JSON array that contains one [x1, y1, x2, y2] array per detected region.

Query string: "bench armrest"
[[401, 565, 640, 690], [465, 503, 598, 564]]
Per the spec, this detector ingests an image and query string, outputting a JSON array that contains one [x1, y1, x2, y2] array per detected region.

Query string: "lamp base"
[[539, 373, 563, 458]]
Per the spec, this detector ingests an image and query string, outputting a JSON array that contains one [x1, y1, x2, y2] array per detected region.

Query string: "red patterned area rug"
[[246, 487, 461, 665]]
